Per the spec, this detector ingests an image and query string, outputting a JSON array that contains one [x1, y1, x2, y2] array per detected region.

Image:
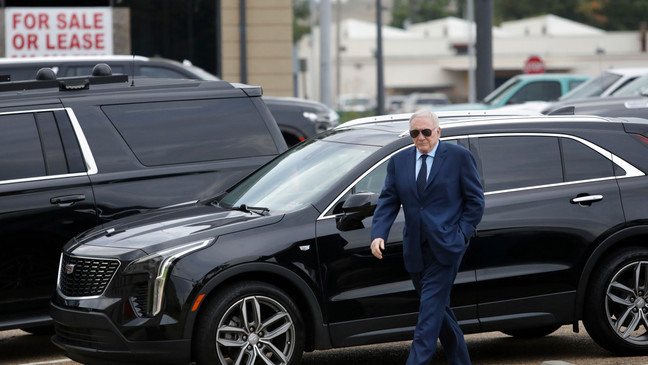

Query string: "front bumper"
[[50, 302, 191, 365]]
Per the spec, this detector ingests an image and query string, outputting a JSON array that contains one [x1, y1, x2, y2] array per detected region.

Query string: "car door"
[[0, 109, 97, 320], [315, 138, 479, 348], [469, 133, 625, 332]]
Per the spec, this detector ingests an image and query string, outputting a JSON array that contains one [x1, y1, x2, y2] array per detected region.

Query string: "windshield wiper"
[[233, 204, 270, 216]]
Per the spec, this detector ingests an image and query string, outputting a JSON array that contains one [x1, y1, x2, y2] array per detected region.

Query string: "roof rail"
[[0, 63, 128, 93]]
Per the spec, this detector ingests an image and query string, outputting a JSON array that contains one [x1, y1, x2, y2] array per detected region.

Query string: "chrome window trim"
[[318, 132, 644, 220], [56, 253, 121, 300], [66, 107, 98, 175], [0, 107, 97, 185]]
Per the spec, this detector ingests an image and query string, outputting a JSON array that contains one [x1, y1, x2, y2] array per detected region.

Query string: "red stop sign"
[[524, 56, 545, 74]]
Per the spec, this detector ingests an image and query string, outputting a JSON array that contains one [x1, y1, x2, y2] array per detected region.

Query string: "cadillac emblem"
[[65, 264, 76, 275]]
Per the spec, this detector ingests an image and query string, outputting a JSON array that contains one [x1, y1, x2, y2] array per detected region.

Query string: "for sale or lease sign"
[[5, 7, 113, 57]]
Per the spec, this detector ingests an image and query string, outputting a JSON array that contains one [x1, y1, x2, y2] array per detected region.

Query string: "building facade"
[[298, 14, 648, 106]]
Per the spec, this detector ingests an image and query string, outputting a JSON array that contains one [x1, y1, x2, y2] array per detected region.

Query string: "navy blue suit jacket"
[[371, 141, 485, 272]]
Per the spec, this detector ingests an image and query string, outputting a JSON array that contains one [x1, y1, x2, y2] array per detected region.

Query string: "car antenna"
[[130, 54, 135, 86]]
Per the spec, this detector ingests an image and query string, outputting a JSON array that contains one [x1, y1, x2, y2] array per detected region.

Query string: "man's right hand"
[[370, 238, 385, 259]]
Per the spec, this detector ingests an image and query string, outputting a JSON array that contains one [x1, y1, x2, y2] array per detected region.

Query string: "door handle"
[[51, 194, 86, 207], [570, 194, 603, 206]]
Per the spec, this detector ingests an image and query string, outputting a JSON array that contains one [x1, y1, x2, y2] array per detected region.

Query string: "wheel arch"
[[185, 262, 332, 353], [575, 225, 648, 322], [279, 125, 307, 147]]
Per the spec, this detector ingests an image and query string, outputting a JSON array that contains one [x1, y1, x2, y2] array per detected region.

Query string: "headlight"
[[123, 239, 213, 316]]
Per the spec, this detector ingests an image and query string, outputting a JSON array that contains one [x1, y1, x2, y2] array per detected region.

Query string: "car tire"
[[583, 246, 648, 355], [193, 281, 305, 365], [501, 324, 560, 339]]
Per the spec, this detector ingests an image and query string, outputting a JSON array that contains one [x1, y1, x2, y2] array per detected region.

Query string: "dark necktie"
[[417, 154, 427, 195]]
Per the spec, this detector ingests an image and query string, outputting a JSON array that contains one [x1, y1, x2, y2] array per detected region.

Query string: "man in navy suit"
[[370, 109, 484, 365]]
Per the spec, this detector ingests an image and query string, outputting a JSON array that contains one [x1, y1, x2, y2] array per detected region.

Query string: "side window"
[[561, 137, 615, 181], [140, 66, 188, 79], [0, 113, 46, 180], [102, 98, 279, 166], [478, 136, 562, 191], [65, 65, 126, 77], [354, 161, 388, 195], [0, 111, 80, 181], [508, 81, 561, 104], [568, 79, 586, 91]]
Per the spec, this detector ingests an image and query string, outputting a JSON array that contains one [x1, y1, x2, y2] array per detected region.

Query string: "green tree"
[[494, 0, 648, 30], [390, 0, 455, 28], [293, 0, 311, 43], [385, 0, 648, 31]]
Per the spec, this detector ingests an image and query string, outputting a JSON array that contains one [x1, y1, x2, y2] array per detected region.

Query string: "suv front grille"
[[58, 254, 120, 297]]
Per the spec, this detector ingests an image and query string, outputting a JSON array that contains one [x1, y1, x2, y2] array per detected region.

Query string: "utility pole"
[[320, 0, 332, 107], [475, 0, 494, 100], [466, 0, 476, 103], [376, 0, 385, 115]]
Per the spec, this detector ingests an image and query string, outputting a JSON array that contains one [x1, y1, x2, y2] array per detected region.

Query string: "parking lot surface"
[[2, 323, 647, 365]]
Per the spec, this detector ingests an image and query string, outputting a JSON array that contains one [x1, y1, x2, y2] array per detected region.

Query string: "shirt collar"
[[416, 141, 439, 159]]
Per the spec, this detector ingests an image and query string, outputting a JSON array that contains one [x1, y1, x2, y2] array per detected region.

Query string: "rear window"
[[102, 98, 278, 166]]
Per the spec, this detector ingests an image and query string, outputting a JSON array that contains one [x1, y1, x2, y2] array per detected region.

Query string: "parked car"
[[0, 55, 220, 81], [400, 92, 450, 112], [558, 67, 648, 101], [435, 73, 589, 111], [0, 66, 287, 334], [338, 94, 374, 112], [542, 72, 648, 117], [0, 56, 335, 147], [51, 111, 648, 364], [385, 94, 408, 114], [263, 96, 339, 146]]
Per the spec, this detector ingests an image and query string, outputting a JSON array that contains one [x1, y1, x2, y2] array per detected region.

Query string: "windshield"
[[220, 138, 380, 213], [559, 71, 620, 101], [483, 78, 521, 105], [611, 74, 648, 97]]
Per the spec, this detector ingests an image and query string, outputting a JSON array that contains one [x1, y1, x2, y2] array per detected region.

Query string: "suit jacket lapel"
[[425, 141, 446, 191], [405, 146, 419, 198]]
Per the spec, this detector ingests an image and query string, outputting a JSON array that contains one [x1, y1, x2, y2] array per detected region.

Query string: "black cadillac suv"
[[51, 112, 648, 364]]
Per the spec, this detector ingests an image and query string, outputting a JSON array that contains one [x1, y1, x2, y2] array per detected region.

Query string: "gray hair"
[[409, 109, 440, 128]]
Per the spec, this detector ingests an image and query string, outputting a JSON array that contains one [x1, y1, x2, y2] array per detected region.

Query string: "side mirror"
[[336, 192, 379, 231]]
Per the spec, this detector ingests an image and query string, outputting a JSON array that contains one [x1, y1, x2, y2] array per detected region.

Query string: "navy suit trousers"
[[406, 242, 471, 365]]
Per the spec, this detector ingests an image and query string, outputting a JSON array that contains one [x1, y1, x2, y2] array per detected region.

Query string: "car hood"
[[67, 203, 283, 255]]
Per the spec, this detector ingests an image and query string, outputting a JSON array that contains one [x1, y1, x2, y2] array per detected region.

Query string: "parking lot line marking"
[[19, 359, 72, 365]]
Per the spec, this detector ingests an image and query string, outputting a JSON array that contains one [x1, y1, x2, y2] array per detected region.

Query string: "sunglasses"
[[409, 128, 434, 138]]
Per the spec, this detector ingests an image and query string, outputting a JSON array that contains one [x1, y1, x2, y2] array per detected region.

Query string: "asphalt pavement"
[[2, 323, 648, 365]]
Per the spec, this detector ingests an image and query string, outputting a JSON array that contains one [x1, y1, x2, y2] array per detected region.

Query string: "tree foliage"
[[388, 0, 648, 31], [390, 0, 455, 28], [293, 0, 311, 43]]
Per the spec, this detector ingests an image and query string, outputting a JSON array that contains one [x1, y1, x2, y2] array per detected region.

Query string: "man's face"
[[410, 116, 440, 154]]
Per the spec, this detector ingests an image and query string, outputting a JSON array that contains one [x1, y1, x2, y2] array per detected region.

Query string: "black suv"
[[0, 57, 339, 147], [51, 113, 648, 364], [0, 67, 286, 333]]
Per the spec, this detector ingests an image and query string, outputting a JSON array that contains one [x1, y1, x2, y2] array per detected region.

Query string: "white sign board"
[[5, 7, 113, 57]]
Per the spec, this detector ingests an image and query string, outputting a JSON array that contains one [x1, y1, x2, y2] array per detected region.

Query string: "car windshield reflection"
[[220, 138, 380, 213]]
